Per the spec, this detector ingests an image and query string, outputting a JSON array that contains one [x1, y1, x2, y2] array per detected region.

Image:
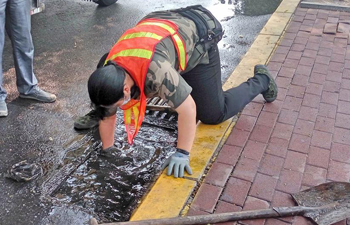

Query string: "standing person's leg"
[[0, 0, 8, 116], [6, 0, 37, 94], [0, 0, 7, 100], [181, 45, 272, 125], [6, 0, 56, 102]]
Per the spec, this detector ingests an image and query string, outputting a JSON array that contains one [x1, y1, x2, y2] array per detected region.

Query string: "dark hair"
[[88, 62, 126, 119]]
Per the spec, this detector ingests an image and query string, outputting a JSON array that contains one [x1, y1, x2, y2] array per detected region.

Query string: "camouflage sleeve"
[[145, 58, 192, 109]]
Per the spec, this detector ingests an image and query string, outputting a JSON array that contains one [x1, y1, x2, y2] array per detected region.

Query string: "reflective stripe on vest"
[[138, 21, 176, 34], [105, 18, 187, 145], [137, 20, 187, 71], [108, 28, 186, 70], [108, 49, 153, 61], [172, 34, 186, 70], [118, 31, 163, 42]]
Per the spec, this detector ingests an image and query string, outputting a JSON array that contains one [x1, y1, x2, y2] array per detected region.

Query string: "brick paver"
[[191, 183, 223, 213], [188, 6, 350, 225]]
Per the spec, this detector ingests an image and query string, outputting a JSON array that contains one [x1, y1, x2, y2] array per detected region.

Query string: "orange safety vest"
[[105, 18, 188, 145]]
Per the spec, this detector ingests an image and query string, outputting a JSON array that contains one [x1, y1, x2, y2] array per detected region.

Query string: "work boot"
[[0, 100, 8, 117], [19, 86, 56, 103], [74, 109, 100, 130], [254, 64, 278, 103]]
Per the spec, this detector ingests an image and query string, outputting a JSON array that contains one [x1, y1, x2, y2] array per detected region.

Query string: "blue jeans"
[[0, 0, 38, 101]]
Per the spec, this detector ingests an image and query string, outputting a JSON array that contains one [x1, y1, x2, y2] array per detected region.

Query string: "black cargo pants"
[[181, 44, 269, 124]]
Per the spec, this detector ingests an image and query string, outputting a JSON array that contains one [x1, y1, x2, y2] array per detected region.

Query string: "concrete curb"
[[300, 1, 350, 12], [130, 0, 300, 221]]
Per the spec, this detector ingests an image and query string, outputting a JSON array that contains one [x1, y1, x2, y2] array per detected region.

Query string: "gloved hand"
[[161, 148, 193, 178]]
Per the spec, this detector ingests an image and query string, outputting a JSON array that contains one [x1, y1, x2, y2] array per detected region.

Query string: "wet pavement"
[[0, 0, 281, 224]]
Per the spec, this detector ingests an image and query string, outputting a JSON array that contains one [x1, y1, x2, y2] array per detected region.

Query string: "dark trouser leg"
[[181, 45, 269, 125]]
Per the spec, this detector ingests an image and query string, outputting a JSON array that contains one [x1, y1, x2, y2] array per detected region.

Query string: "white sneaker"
[[0, 101, 8, 117], [19, 86, 56, 103]]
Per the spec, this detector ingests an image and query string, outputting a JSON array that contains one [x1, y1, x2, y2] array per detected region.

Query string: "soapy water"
[[51, 110, 178, 222]]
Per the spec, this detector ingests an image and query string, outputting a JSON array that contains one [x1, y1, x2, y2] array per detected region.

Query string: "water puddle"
[[210, 0, 282, 18]]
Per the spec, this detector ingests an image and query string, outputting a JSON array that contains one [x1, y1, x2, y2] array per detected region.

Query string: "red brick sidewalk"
[[187, 6, 350, 225]]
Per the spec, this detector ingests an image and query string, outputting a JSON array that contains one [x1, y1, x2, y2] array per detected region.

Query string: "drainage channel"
[[41, 98, 178, 224]]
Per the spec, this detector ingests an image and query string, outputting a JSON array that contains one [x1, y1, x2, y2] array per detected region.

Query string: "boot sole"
[[264, 74, 278, 103], [74, 122, 99, 130], [254, 65, 278, 103]]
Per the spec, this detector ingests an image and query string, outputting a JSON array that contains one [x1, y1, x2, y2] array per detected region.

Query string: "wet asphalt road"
[[0, 0, 281, 224]]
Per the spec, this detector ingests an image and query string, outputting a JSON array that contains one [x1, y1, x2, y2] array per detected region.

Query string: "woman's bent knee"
[[198, 114, 225, 125]]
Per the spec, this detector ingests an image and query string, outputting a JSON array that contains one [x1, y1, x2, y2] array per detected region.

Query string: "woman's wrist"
[[176, 148, 189, 155]]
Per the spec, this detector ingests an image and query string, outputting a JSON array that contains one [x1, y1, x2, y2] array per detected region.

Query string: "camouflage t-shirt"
[[142, 11, 209, 109]]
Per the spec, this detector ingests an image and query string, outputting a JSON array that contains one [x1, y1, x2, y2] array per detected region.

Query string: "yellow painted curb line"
[[131, 175, 197, 220], [130, 0, 300, 221]]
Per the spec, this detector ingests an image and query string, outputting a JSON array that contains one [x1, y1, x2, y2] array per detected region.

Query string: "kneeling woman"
[[86, 5, 277, 178]]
